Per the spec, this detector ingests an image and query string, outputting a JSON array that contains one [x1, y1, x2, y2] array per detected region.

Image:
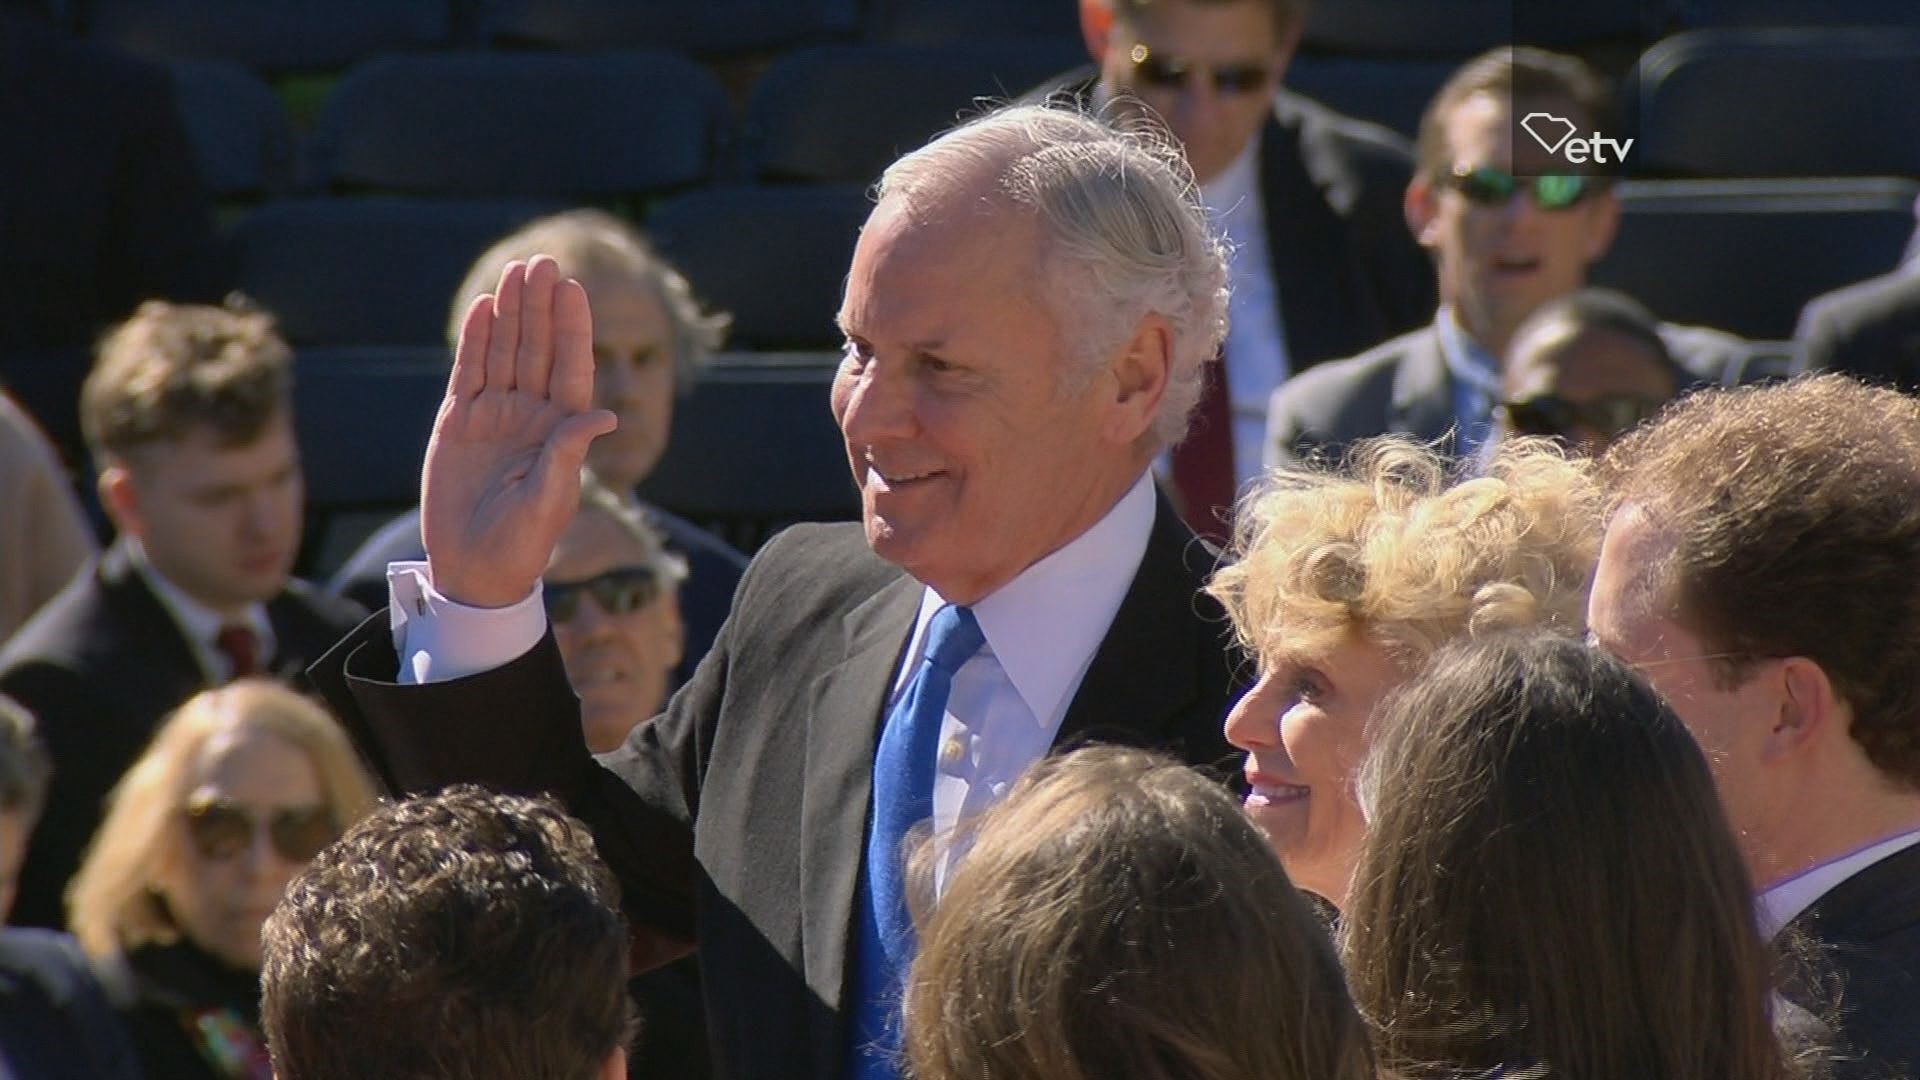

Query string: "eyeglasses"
[[183, 798, 338, 863], [1128, 44, 1275, 95], [543, 566, 664, 624], [1447, 166, 1597, 211], [1497, 394, 1666, 440]]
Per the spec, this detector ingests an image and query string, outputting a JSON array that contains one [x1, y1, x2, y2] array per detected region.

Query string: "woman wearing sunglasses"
[[68, 680, 376, 1080]]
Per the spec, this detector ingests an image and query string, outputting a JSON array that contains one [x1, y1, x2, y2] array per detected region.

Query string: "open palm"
[[421, 256, 616, 608]]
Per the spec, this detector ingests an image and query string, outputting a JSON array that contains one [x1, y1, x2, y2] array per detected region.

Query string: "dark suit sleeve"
[[0, 663, 117, 932], [306, 549, 770, 946], [1337, 133, 1433, 338]]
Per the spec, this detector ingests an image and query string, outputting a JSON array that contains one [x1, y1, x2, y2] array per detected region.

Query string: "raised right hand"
[[420, 256, 616, 608]]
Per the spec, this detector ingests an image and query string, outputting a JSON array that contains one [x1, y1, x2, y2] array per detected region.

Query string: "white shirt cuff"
[[387, 561, 547, 685]]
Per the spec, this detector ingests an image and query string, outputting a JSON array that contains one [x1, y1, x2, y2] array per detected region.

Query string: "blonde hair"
[[67, 679, 378, 959], [903, 747, 1372, 1080], [1209, 438, 1602, 673]]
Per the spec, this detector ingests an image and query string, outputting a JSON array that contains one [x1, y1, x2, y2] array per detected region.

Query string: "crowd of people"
[[2, 0, 1919, 1078]]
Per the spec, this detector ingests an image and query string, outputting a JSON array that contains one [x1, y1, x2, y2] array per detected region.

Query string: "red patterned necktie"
[[214, 624, 260, 680], [1169, 352, 1235, 544]]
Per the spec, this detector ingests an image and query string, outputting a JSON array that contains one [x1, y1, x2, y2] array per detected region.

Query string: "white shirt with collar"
[[130, 540, 277, 684], [893, 471, 1154, 883], [387, 472, 1159, 889], [1201, 137, 1291, 494], [1758, 825, 1920, 937]]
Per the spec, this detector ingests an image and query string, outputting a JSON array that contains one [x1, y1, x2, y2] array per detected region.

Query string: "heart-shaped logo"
[[1520, 111, 1577, 155]]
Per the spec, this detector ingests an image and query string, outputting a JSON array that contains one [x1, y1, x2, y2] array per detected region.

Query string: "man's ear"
[[98, 462, 146, 540], [1763, 657, 1839, 762], [1104, 312, 1172, 445], [1582, 186, 1623, 265], [1079, 0, 1114, 64], [1405, 176, 1439, 250], [598, 1047, 627, 1080]]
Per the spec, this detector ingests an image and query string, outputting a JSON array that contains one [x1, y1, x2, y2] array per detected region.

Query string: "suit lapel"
[[1054, 495, 1235, 771], [1260, 101, 1361, 371], [798, 572, 921, 1080], [1389, 325, 1455, 444], [98, 540, 212, 692]]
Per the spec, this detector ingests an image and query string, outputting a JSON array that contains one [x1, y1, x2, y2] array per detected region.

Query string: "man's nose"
[[837, 362, 916, 445]]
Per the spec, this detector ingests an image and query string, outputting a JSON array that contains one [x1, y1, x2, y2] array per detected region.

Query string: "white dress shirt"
[[1201, 138, 1291, 495], [387, 473, 1159, 892], [132, 540, 277, 684], [1759, 825, 1920, 937], [894, 471, 1155, 885]]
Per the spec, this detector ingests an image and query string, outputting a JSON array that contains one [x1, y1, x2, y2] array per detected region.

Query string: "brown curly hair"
[[1599, 373, 1920, 790]]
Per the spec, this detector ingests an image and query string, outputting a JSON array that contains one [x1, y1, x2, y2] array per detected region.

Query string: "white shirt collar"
[[129, 540, 275, 681], [904, 471, 1157, 729], [1759, 825, 1920, 936]]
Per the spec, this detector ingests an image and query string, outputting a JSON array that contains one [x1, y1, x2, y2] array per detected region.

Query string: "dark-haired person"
[[903, 746, 1371, 1080], [1589, 374, 1920, 1078], [263, 787, 632, 1080], [0, 301, 365, 931], [1265, 47, 1741, 469], [1208, 437, 1599, 909], [1489, 287, 1684, 457], [1343, 632, 1817, 1080], [0, 695, 143, 1080], [1027, 0, 1434, 533]]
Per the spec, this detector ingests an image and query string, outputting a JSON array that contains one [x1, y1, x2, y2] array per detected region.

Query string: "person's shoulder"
[[0, 557, 109, 672], [737, 521, 901, 617], [1274, 87, 1414, 162], [1280, 327, 1430, 403], [0, 929, 96, 997], [276, 575, 370, 632], [1801, 269, 1920, 344], [637, 502, 749, 572], [1014, 64, 1099, 110]]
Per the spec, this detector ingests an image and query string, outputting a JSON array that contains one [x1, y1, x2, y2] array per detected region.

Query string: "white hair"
[[876, 104, 1230, 449]]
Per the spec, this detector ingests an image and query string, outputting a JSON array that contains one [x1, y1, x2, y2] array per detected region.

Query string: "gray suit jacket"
[[1263, 319, 1750, 468]]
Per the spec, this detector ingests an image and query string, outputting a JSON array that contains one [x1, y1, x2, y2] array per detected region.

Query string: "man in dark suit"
[[310, 105, 1241, 1080], [1266, 46, 1744, 469], [0, 301, 364, 931], [1587, 375, 1920, 1079], [1029, 0, 1433, 532], [1795, 262, 1920, 394]]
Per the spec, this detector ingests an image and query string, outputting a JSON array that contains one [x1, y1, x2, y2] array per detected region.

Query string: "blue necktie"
[[847, 604, 984, 1079]]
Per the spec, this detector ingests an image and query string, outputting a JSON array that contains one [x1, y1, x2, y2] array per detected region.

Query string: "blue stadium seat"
[[1633, 29, 1920, 178], [164, 60, 295, 199], [1675, 0, 1918, 28], [637, 352, 857, 553], [1285, 55, 1454, 140], [1301, 0, 1661, 57], [866, 0, 1078, 45], [1591, 178, 1918, 341], [86, 0, 451, 74], [648, 185, 872, 351], [292, 346, 447, 575], [475, 0, 858, 53], [743, 41, 1083, 185], [231, 198, 561, 347], [312, 52, 732, 199]]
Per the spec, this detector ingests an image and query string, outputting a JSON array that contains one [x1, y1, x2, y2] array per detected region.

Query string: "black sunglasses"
[[1447, 166, 1597, 211], [184, 798, 338, 863], [1498, 394, 1665, 440], [543, 566, 664, 624], [1129, 44, 1274, 95]]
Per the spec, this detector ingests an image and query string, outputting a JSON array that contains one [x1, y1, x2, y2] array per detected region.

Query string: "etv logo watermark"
[[1521, 111, 1634, 165]]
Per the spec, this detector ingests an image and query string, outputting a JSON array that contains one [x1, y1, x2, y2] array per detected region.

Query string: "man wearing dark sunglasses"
[[1266, 47, 1743, 470], [1027, 0, 1433, 533]]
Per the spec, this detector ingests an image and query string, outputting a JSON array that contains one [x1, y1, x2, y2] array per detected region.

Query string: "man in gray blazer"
[[1265, 46, 1742, 468], [311, 104, 1243, 1080]]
